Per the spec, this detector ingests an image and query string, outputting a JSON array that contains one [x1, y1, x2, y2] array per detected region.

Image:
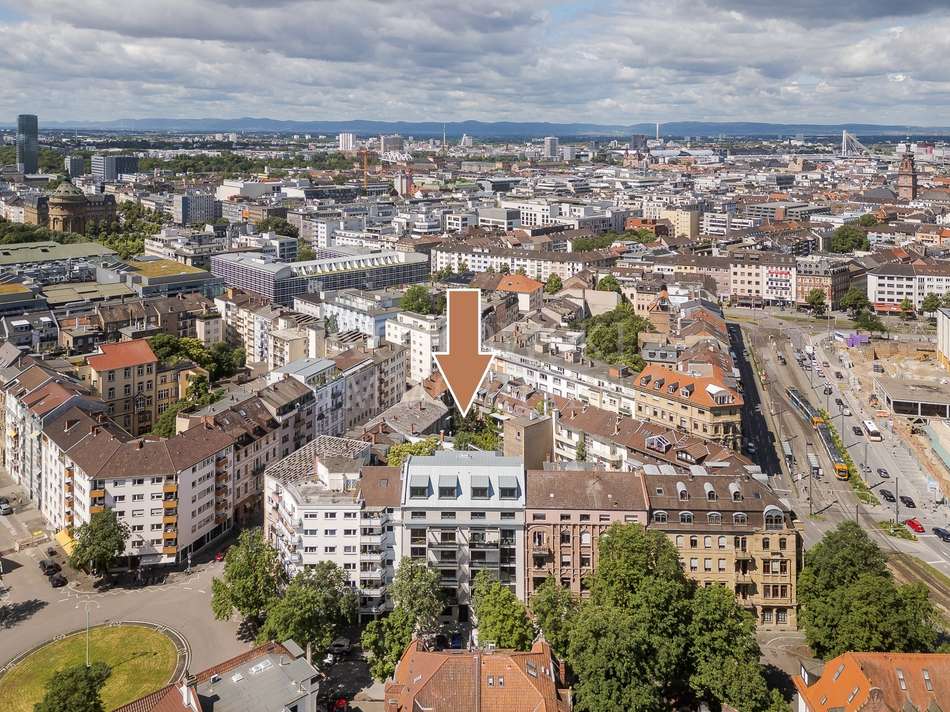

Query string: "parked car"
[[41, 562, 62, 577], [852, 426, 864, 437], [817, 369, 825, 378], [823, 386, 833, 395], [822, 361, 830, 368], [0, 495, 9, 505], [843, 407, 852, 417], [329, 638, 352, 656], [834, 398, 844, 407], [932, 527, 950, 542], [834, 371, 844, 379], [49, 573, 67, 588], [877, 468, 890, 478], [900, 495, 916, 508], [0, 502, 11, 516], [215, 549, 227, 562], [904, 518, 925, 533], [777, 355, 786, 365], [880, 489, 896, 502]]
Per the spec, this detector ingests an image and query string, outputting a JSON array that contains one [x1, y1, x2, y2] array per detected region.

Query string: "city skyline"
[[2, 0, 950, 124]]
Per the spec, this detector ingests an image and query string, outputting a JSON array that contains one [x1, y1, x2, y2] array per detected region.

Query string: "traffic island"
[[0, 622, 187, 712]]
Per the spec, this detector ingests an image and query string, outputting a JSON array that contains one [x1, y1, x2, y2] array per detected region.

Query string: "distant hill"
[[13, 117, 950, 138]]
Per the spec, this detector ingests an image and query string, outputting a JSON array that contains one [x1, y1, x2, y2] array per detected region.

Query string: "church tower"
[[897, 152, 918, 200]]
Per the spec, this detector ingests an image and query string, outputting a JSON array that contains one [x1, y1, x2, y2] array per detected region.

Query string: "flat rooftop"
[[127, 256, 206, 278], [876, 376, 950, 406], [0, 241, 115, 265], [42, 281, 135, 306], [196, 650, 314, 712]]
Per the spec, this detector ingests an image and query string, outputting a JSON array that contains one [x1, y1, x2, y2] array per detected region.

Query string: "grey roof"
[[195, 650, 316, 712]]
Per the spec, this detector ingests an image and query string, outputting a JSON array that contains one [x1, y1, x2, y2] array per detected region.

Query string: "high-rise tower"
[[16, 114, 38, 174]]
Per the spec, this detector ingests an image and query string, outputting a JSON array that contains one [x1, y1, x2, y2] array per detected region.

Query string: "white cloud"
[[0, 0, 948, 124]]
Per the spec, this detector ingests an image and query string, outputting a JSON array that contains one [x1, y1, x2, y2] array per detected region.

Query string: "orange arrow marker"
[[434, 288, 494, 417]]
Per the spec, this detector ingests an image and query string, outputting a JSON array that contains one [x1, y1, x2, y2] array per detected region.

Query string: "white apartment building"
[[338, 132, 356, 152], [319, 289, 402, 340], [543, 136, 559, 160], [701, 212, 760, 236], [729, 254, 797, 306], [263, 437, 392, 620], [431, 244, 616, 283], [270, 357, 346, 437], [43, 407, 235, 565], [867, 263, 950, 311], [397, 451, 526, 619], [385, 312, 446, 384], [445, 212, 478, 233], [268, 326, 309, 371]]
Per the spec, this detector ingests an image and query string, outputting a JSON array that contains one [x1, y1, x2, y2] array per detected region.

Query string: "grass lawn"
[[0, 624, 179, 712]]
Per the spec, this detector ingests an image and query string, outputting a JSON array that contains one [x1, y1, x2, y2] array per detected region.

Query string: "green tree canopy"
[[830, 224, 869, 253], [858, 213, 879, 227], [69, 510, 130, 578], [255, 216, 299, 238], [581, 303, 653, 371], [472, 571, 536, 650], [386, 436, 439, 468], [258, 562, 357, 651], [211, 528, 285, 624], [296, 243, 316, 262], [798, 522, 939, 658], [899, 297, 915, 319], [390, 557, 444, 638], [596, 275, 622, 294], [400, 285, 444, 315], [361, 607, 416, 681], [544, 274, 563, 294], [529, 577, 578, 658], [854, 308, 887, 334], [806, 288, 827, 317], [589, 523, 688, 607], [840, 287, 871, 317], [34, 662, 111, 712], [921, 292, 941, 314]]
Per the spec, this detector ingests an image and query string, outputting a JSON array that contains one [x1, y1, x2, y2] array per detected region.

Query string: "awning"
[[499, 475, 518, 490], [438, 474, 458, 488], [55, 528, 77, 557], [471, 475, 490, 489], [409, 475, 429, 488]]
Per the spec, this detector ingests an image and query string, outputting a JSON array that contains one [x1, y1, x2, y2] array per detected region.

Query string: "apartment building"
[[794, 255, 851, 309], [397, 451, 526, 620], [660, 208, 699, 238], [263, 436, 391, 619], [631, 365, 743, 450], [333, 344, 407, 430], [643, 469, 799, 629], [84, 340, 158, 436], [268, 326, 309, 371], [867, 262, 950, 311], [729, 252, 797, 306], [431, 244, 618, 282], [385, 311, 446, 384], [45, 410, 235, 565], [525, 469, 647, 599], [3, 365, 102, 503], [653, 255, 732, 298], [317, 289, 402, 339]]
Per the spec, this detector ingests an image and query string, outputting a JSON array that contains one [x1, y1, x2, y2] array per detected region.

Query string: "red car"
[[904, 518, 925, 533], [215, 549, 227, 562]]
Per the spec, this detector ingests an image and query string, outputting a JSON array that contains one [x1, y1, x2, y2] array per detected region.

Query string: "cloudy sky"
[[1, 0, 949, 125]]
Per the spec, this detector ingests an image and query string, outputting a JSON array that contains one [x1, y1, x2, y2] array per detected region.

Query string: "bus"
[[863, 420, 883, 442], [817, 423, 850, 480], [786, 387, 824, 428]]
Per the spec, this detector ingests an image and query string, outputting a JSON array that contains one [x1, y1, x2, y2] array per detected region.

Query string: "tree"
[[596, 275, 622, 294], [529, 577, 578, 658], [296, 243, 316, 262], [325, 314, 339, 335], [854, 308, 887, 335], [255, 216, 298, 238], [386, 436, 439, 468], [472, 571, 535, 650], [258, 562, 357, 651], [211, 528, 284, 624], [899, 297, 915, 320], [390, 557, 444, 638], [361, 607, 416, 681], [858, 213, 879, 227], [545, 274, 563, 294], [840, 287, 871, 317], [34, 662, 111, 712], [69, 510, 130, 578], [589, 523, 687, 608], [830, 224, 869, 253], [798, 522, 939, 659], [401, 284, 437, 315], [575, 436, 587, 462], [689, 584, 775, 712], [805, 288, 827, 317], [498, 263, 510, 275], [921, 292, 941, 316], [942, 293, 950, 309], [580, 304, 653, 369]]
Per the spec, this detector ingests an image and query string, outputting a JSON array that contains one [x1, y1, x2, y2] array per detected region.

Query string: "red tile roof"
[[87, 339, 157, 372]]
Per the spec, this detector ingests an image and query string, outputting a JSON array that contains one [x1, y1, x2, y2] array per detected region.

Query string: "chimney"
[[411, 422, 417, 434], [203, 415, 215, 429], [179, 671, 198, 710]]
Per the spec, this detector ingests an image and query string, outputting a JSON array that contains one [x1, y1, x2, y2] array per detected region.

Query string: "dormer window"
[[667, 382, 678, 394], [679, 511, 693, 524], [654, 377, 665, 390], [640, 374, 652, 386], [681, 384, 694, 397], [653, 510, 668, 523]]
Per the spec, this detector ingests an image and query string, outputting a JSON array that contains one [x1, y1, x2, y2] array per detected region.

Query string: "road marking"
[[183, 586, 192, 590], [198, 589, 206, 594], [927, 559, 946, 565]]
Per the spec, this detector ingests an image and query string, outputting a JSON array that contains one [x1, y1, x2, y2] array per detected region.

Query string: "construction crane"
[[357, 148, 370, 189]]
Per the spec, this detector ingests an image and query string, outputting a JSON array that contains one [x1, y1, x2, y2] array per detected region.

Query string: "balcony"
[[215, 514, 228, 525], [360, 550, 384, 562], [469, 538, 499, 549], [531, 543, 551, 555], [162, 545, 177, 555], [64, 482, 73, 494], [215, 472, 228, 484], [361, 532, 384, 545], [428, 538, 459, 550], [163, 499, 178, 509], [163, 530, 177, 540], [90, 505, 105, 514], [162, 483, 177, 494], [163, 514, 177, 525], [90, 489, 105, 499], [360, 585, 387, 598]]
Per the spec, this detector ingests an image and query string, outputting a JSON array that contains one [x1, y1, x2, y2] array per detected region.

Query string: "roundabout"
[[0, 621, 189, 712]]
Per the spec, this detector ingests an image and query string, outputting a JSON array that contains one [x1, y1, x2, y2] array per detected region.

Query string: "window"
[[896, 669, 906, 690], [580, 531, 591, 546], [689, 558, 698, 572], [762, 537, 770, 550], [703, 536, 711, 548], [718, 536, 726, 549], [411, 512, 426, 520], [499, 486, 518, 499], [689, 535, 698, 548], [708, 512, 721, 525], [652, 511, 667, 523], [500, 512, 515, 520], [532, 513, 547, 521], [410, 485, 427, 498], [718, 558, 726, 572], [325, 529, 336, 536], [440, 512, 456, 520], [764, 509, 784, 530], [733, 513, 748, 525], [923, 669, 933, 692], [675, 535, 684, 547], [472, 485, 490, 499], [680, 512, 693, 524], [438, 485, 457, 499], [779, 537, 787, 550], [471, 512, 486, 520], [131, 509, 144, 517]]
